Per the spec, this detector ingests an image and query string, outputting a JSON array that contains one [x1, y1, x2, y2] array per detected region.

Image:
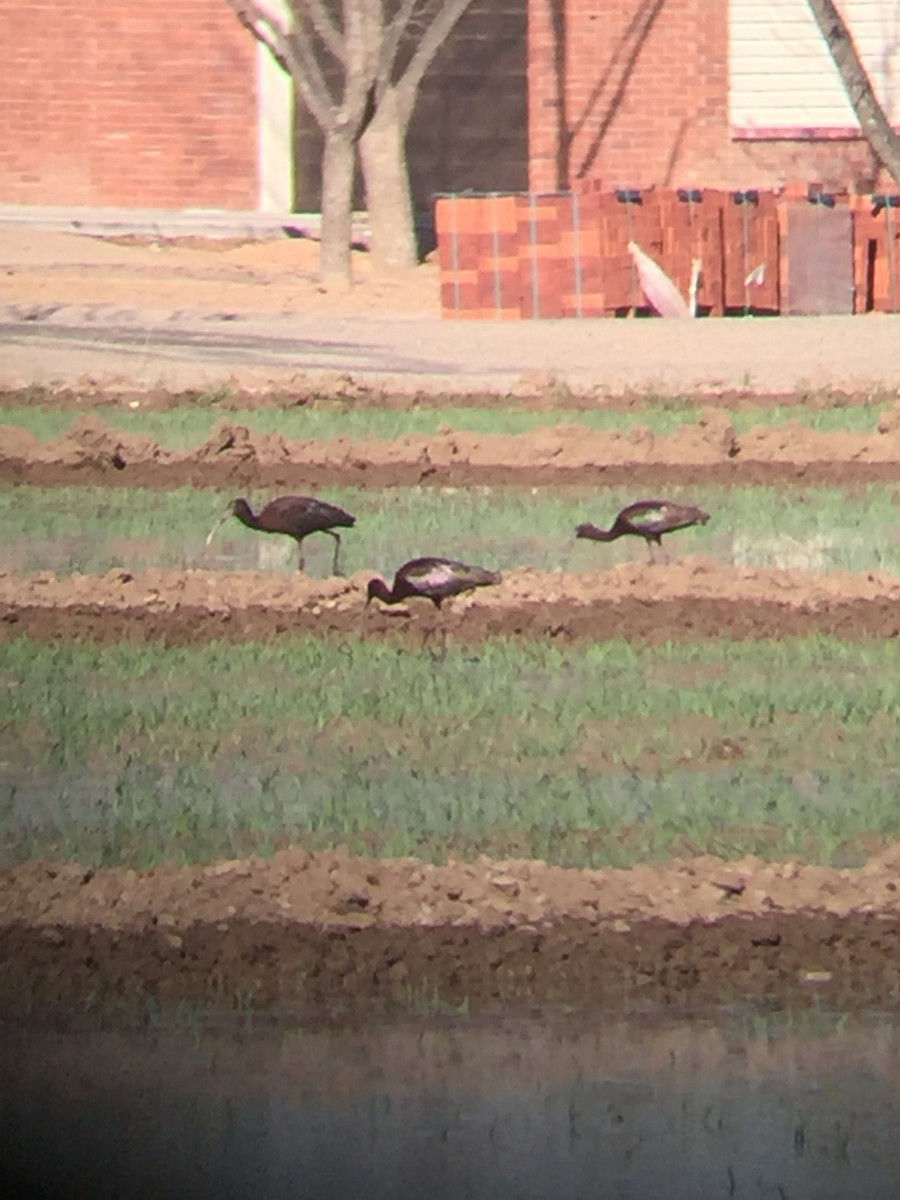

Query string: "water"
[[2, 1009, 900, 1199]]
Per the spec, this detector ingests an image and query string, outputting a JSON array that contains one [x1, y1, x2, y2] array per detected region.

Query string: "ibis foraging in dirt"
[[576, 500, 710, 563], [366, 557, 501, 610], [206, 495, 356, 574]]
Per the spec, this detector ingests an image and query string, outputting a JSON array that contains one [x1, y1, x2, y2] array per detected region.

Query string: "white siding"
[[730, 0, 900, 131], [256, 0, 294, 211]]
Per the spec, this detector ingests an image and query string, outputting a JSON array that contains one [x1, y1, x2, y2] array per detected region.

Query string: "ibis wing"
[[264, 495, 355, 532], [307, 498, 355, 526], [625, 502, 669, 530], [625, 501, 705, 533], [399, 558, 499, 596], [403, 560, 458, 590]]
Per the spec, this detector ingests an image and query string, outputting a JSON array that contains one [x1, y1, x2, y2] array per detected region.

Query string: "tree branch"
[[284, 13, 343, 128], [379, 0, 419, 83], [332, 0, 380, 130], [224, 0, 292, 72], [806, 0, 900, 184], [225, 0, 345, 131], [303, 0, 346, 64], [393, 0, 473, 115]]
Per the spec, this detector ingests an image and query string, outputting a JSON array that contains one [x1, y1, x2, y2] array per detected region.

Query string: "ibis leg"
[[297, 538, 306, 572], [424, 624, 448, 663], [324, 530, 343, 576]]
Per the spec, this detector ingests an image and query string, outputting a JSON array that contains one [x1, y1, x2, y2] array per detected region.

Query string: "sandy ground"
[[2, 230, 900, 395]]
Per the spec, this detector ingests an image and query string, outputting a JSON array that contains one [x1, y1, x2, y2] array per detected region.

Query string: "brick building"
[[0, 0, 260, 210], [0, 0, 527, 213], [0, 0, 895, 214], [529, 0, 899, 195]]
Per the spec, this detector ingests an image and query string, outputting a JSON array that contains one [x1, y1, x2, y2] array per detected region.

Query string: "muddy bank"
[[3, 560, 900, 645], [3, 847, 900, 1024], [8, 411, 900, 488]]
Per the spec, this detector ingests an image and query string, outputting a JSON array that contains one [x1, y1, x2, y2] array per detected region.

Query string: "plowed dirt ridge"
[[3, 560, 900, 644], [4, 848, 900, 1023], [7, 408, 900, 487]]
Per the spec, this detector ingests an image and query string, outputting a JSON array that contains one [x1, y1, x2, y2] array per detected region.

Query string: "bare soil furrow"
[[3, 562, 900, 645], [0, 383, 887, 412], [7, 411, 900, 489], [3, 847, 900, 1022]]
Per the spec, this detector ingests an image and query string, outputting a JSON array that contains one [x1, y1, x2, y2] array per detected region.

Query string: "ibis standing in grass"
[[576, 500, 710, 563], [206, 495, 356, 574], [366, 557, 501, 609]]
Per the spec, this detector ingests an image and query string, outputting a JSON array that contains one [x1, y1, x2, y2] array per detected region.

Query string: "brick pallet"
[[435, 186, 900, 319]]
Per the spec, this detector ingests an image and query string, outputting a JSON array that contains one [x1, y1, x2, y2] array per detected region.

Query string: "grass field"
[[0, 482, 896, 575], [3, 634, 898, 869], [0, 400, 890, 448]]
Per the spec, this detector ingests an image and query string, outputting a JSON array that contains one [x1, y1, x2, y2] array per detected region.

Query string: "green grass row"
[[3, 634, 900, 869], [0, 483, 896, 576], [0, 400, 890, 448]]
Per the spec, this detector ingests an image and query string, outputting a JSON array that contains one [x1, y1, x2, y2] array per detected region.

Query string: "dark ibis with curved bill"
[[576, 500, 710, 563], [206, 495, 356, 574], [366, 557, 501, 609]]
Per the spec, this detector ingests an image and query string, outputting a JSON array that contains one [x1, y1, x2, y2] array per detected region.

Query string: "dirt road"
[[2, 230, 900, 395]]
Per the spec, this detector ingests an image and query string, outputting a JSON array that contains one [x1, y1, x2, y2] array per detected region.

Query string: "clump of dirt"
[[1, 414, 173, 480], [3, 845, 900, 1023], [192, 420, 295, 472], [3, 561, 900, 646], [57, 413, 164, 471], [668, 407, 739, 461], [6, 413, 900, 489], [878, 401, 900, 434]]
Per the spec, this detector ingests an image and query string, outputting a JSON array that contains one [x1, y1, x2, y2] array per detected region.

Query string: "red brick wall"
[[0, 0, 258, 208], [528, 0, 892, 194]]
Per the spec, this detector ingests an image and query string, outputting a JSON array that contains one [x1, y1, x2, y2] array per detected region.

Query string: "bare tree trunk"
[[806, 0, 900, 184], [319, 127, 358, 288], [359, 85, 418, 270], [228, 0, 477, 281]]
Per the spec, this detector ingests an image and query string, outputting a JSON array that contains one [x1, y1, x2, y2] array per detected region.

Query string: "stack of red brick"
[[434, 184, 900, 319]]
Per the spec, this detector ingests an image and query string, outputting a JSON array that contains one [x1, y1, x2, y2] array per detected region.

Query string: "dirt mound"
[[6, 412, 900, 489], [57, 413, 164, 470], [3, 846, 900, 1023], [1, 413, 171, 480], [3, 561, 900, 646], [0, 229, 441, 317]]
